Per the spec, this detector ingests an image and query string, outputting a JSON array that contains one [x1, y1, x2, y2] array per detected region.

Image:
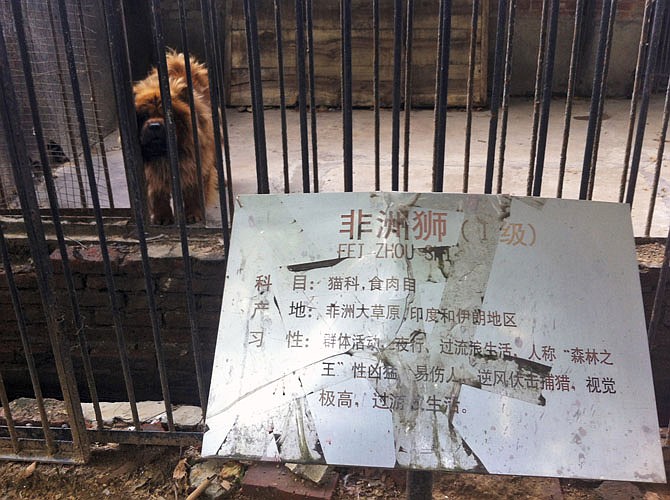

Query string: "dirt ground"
[[0, 443, 667, 500]]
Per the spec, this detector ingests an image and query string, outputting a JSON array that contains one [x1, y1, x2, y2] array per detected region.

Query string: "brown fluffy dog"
[[133, 52, 218, 224]]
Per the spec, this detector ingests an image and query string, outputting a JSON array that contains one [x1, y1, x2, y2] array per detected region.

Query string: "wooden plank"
[[229, 0, 484, 31], [229, 30, 478, 69], [225, 0, 489, 107]]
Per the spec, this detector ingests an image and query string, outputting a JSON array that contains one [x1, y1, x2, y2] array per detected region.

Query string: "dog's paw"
[[185, 211, 204, 224], [151, 211, 175, 225]]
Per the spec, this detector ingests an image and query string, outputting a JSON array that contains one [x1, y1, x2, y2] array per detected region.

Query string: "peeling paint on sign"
[[202, 192, 666, 483]]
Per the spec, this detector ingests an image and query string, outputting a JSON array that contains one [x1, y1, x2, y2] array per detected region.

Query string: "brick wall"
[[0, 242, 225, 406], [1, 240, 668, 423]]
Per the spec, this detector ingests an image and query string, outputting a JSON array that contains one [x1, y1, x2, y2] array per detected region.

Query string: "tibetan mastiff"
[[133, 51, 218, 224]]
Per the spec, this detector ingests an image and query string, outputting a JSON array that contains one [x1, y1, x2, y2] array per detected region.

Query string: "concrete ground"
[[51, 95, 670, 237]]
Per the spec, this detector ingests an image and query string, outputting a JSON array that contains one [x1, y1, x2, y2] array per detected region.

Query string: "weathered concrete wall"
[[125, 0, 648, 106], [492, 0, 646, 98]]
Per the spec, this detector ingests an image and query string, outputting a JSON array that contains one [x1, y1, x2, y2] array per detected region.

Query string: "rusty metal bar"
[[149, 0, 209, 412], [0, 371, 19, 453], [0, 16, 90, 462], [463, 0, 480, 193], [88, 429, 203, 447], [0, 196, 55, 455], [274, 0, 290, 193], [75, 0, 114, 208], [0, 222, 55, 453], [200, 0, 232, 243], [46, 0, 87, 208], [580, 0, 613, 200], [406, 469, 433, 500], [531, 0, 559, 197], [391, 0, 403, 191], [484, 0, 508, 194], [402, 0, 414, 192], [587, 0, 617, 200], [620, 0, 653, 202], [625, 0, 665, 205], [341, 0, 353, 192], [432, 0, 452, 193], [373, 0, 380, 191], [306, 0, 319, 192], [209, 1, 235, 225], [649, 223, 670, 346], [295, 0, 311, 192], [496, 0, 516, 194], [102, 0, 176, 431], [243, 0, 269, 194], [177, 0, 207, 226], [527, 0, 549, 195], [57, 0, 141, 430], [645, 72, 670, 236], [11, 0, 102, 429], [557, 0, 586, 198]]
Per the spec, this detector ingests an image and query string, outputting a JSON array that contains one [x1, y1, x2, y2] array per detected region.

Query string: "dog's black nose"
[[148, 122, 163, 130]]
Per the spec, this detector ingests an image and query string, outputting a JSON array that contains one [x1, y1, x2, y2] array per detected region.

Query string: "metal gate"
[[0, 0, 668, 463]]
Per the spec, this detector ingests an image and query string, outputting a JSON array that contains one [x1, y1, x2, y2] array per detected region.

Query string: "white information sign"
[[203, 192, 666, 482]]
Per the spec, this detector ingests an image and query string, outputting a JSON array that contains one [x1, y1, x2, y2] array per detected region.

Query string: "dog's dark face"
[[135, 94, 167, 161]]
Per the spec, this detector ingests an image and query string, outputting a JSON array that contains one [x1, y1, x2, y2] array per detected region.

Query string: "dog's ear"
[[170, 77, 189, 104]]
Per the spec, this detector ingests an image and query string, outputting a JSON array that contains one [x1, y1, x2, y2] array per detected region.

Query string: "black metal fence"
[[0, 0, 669, 463]]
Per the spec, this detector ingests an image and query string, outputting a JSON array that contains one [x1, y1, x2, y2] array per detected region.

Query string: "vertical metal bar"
[[625, 0, 665, 206], [432, 0, 452, 193], [243, 0, 269, 194], [402, 0, 414, 192], [648, 223, 670, 346], [579, 0, 613, 200], [306, 0, 319, 192], [406, 469, 433, 500], [0, 173, 7, 209], [0, 19, 90, 462], [391, 0, 403, 191], [57, 0, 142, 430], [645, 73, 670, 236], [620, 0, 653, 202], [658, 7, 670, 91], [463, 0, 480, 193], [531, 0, 559, 197], [0, 370, 19, 453], [526, 0, 549, 195], [102, 0, 176, 431], [208, 2, 234, 224], [274, 0, 290, 193], [75, 1, 114, 208], [373, 0, 380, 191], [177, 0, 207, 223], [149, 0, 208, 411], [11, 0, 103, 429], [46, 0, 87, 208], [587, 0, 617, 200], [0, 221, 56, 453], [201, 0, 233, 240], [341, 0, 353, 192], [496, 0, 516, 194], [557, 0, 585, 198], [484, 0, 508, 194], [295, 0, 311, 192]]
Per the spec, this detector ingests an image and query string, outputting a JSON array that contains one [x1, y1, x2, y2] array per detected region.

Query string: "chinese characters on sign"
[[203, 193, 665, 484]]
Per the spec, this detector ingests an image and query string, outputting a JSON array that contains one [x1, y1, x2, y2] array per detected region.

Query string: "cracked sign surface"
[[203, 192, 665, 482]]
